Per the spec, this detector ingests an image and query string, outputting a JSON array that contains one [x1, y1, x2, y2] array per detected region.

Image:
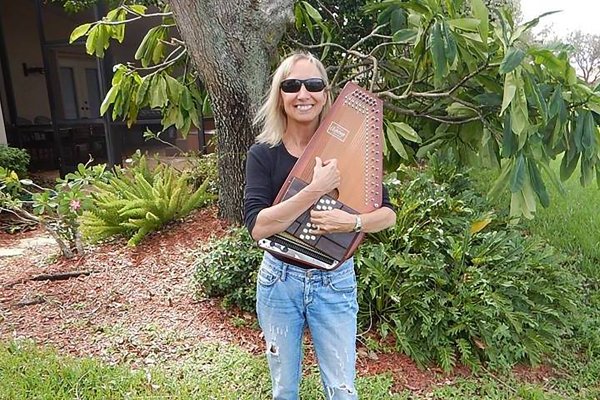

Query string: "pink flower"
[[70, 199, 81, 211]]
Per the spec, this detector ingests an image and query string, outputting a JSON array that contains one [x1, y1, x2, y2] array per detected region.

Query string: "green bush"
[[186, 152, 218, 195], [82, 155, 215, 246], [193, 227, 262, 312], [356, 159, 580, 372], [0, 146, 30, 176]]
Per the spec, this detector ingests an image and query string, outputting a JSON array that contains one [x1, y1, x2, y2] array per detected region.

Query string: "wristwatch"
[[352, 215, 362, 232]]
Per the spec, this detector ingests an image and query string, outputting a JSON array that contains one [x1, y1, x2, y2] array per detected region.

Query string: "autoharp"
[[257, 82, 384, 270]]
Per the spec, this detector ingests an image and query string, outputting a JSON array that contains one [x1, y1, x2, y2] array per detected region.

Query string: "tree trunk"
[[168, 0, 294, 223]]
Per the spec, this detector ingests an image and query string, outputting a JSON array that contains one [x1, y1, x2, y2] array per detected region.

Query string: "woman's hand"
[[306, 157, 340, 196], [309, 208, 355, 234]]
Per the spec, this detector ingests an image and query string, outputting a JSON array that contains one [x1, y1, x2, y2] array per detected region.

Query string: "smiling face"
[[280, 58, 327, 126]]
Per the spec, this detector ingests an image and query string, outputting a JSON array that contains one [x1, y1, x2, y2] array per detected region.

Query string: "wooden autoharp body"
[[257, 82, 384, 270]]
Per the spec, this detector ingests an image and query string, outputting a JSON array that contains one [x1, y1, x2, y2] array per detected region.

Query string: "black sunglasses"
[[280, 78, 326, 93]]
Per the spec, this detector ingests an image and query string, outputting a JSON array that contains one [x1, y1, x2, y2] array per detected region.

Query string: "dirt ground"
[[0, 207, 551, 393]]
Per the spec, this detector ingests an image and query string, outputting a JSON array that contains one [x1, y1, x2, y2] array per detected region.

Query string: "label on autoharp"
[[326, 122, 349, 142]]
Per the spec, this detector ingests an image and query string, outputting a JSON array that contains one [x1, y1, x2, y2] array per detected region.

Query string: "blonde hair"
[[253, 52, 332, 146]]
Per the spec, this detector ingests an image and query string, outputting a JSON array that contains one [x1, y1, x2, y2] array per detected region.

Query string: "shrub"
[[193, 227, 262, 312], [82, 155, 215, 246], [0, 163, 112, 257], [356, 159, 580, 371], [0, 146, 30, 177], [186, 152, 218, 196]]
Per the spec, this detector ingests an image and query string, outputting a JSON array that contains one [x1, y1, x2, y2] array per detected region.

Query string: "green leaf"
[[181, 87, 193, 111], [581, 157, 594, 186], [527, 159, 549, 207], [151, 39, 165, 65], [100, 85, 119, 115], [390, 8, 407, 33], [112, 9, 127, 43], [301, 1, 322, 22], [386, 124, 409, 159], [530, 49, 566, 79], [537, 160, 565, 195], [149, 75, 168, 109], [508, 69, 529, 137], [393, 29, 418, 43], [510, 154, 526, 193], [582, 110, 596, 158], [430, 21, 447, 87], [499, 47, 525, 74], [416, 139, 442, 158], [70, 23, 92, 43], [501, 71, 517, 115], [574, 109, 585, 152], [470, 0, 489, 43], [165, 74, 183, 103], [294, 3, 303, 31], [401, 2, 431, 16], [95, 25, 109, 57], [523, 71, 547, 123], [560, 152, 580, 181], [136, 75, 152, 106], [129, 5, 147, 15], [442, 21, 457, 67], [447, 18, 481, 32], [501, 112, 516, 157], [548, 87, 564, 120], [85, 26, 98, 55], [392, 122, 421, 143], [447, 102, 477, 117], [488, 159, 512, 200]]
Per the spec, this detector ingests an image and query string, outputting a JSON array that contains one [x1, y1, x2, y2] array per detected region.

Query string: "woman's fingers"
[[310, 209, 342, 234]]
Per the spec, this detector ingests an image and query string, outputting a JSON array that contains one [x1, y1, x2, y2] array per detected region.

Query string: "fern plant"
[[82, 158, 215, 245]]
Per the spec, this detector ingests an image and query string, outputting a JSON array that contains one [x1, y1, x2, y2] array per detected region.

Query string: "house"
[[0, 0, 212, 174]]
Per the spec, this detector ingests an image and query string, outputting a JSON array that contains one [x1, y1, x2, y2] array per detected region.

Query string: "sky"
[[520, 0, 600, 37]]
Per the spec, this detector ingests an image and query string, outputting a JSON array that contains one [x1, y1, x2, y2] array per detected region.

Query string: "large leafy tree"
[[64, 0, 294, 222], [65, 0, 600, 222]]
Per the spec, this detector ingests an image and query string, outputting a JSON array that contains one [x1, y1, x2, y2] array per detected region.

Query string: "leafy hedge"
[[192, 227, 261, 312], [0, 146, 30, 177], [357, 158, 579, 371], [192, 157, 580, 371]]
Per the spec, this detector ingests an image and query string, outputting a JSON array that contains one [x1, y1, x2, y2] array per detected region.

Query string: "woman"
[[244, 52, 396, 400]]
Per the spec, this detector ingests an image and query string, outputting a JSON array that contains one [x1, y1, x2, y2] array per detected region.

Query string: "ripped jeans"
[[256, 251, 359, 400]]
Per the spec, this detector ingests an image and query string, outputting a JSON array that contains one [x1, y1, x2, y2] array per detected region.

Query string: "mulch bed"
[[0, 206, 553, 393]]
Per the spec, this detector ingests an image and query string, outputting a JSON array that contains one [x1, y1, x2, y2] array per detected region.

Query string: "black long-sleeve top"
[[243, 142, 394, 236]]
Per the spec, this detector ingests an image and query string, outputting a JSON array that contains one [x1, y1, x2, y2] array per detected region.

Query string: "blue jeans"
[[256, 252, 359, 400]]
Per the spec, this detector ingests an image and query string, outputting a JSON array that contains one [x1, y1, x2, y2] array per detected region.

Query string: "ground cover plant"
[[473, 159, 600, 393], [191, 156, 581, 374], [0, 340, 406, 400], [0, 163, 113, 257], [0, 145, 29, 177], [2, 337, 599, 399], [193, 227, 262, 312], [82, 154, 215, 246], [355, 155, 580, 372]]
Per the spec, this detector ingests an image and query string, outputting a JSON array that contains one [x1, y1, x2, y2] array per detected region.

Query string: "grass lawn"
[[1, 339, 599, 399]]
